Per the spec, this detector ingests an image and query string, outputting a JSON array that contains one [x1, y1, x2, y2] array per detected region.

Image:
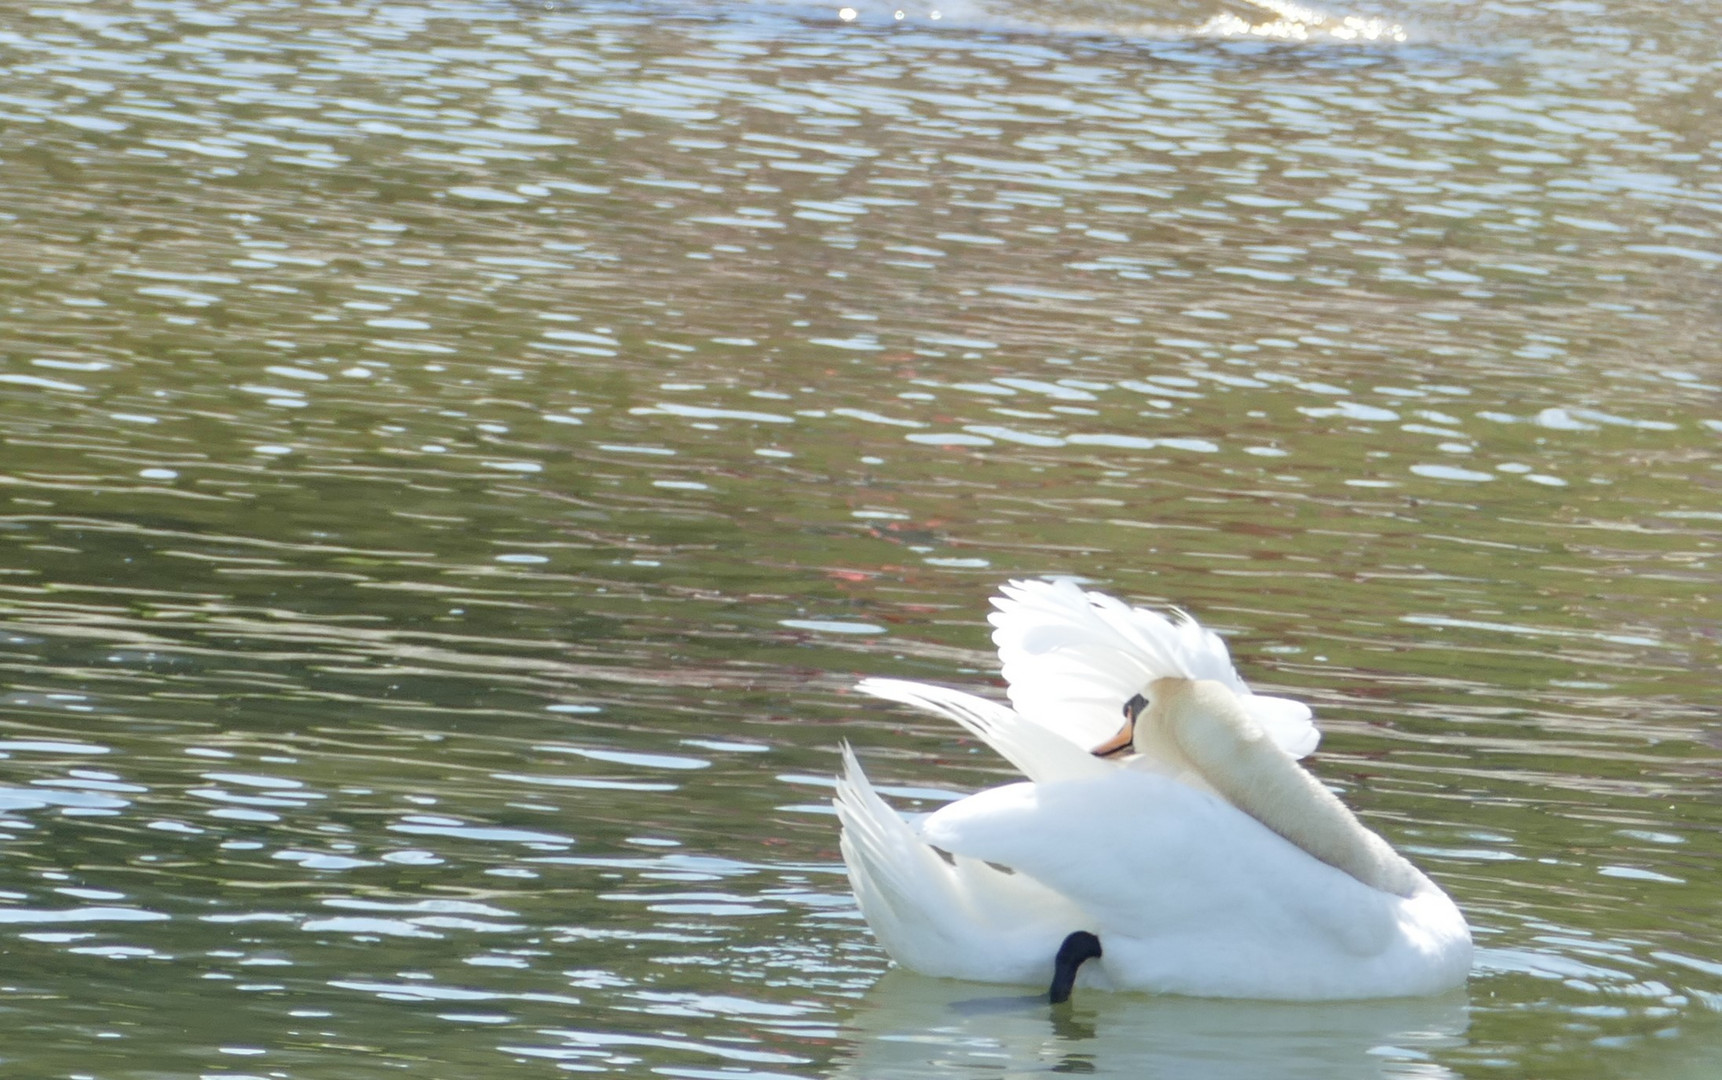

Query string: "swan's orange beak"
[[1092, 693, 1148, 758]]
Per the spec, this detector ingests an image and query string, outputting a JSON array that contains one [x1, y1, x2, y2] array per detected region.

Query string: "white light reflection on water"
[[771, 0, 1410, 42]]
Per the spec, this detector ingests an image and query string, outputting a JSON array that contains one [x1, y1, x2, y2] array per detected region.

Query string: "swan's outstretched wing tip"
[[989, 576, 1081, 615], [855, 677, 939, 712], [850, 676, 1108, 784]]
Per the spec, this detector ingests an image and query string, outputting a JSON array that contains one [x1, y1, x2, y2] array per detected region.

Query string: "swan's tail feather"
[[833, 744, 1085, 981], [834, 744, 925, 906], [854, 677, 1108, 784], [833, 743, 978, 969]]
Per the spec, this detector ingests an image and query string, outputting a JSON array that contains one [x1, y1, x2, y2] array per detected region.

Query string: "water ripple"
[[0, 0, 1719, 1075]]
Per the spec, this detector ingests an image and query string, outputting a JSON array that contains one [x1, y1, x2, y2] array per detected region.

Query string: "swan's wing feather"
[[919, 769, 1231, 928], [988, 580, 1163, 753], [1245, 693, 1320, 759], [920, 769, 1404, 943], [915, 766, 1469, 998], [990, 578, 1320, 759], [856, 677, 1108, 784]]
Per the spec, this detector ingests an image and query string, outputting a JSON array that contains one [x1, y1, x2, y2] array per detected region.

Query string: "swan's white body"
[[834, 579, 1472, 1000]]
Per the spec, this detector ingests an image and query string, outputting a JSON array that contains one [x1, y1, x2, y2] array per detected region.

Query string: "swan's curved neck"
[[1136, 678, 1423, 898]]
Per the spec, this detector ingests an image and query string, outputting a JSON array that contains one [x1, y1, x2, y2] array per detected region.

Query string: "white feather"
[[855, 678, 1108, 785], [990, 578, 1319, 758]]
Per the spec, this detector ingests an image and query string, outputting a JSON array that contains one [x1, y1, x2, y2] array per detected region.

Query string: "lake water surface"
[[1, 0, 1720, 1076]]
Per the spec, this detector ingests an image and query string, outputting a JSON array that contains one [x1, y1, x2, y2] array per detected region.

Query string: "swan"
[[833, 579, 1472, 1002]]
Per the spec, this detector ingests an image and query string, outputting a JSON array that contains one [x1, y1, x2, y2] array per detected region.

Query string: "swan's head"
[[1093, 676, 1321, 762], [1089, 679, 1168, 759]]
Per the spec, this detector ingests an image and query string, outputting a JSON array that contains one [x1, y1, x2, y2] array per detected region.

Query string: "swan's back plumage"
[[915, 767, 1469, 999]]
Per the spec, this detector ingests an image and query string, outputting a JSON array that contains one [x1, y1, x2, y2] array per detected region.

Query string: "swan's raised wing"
[[989, 578, 1319, 759], [856, 678, 1109, 784]]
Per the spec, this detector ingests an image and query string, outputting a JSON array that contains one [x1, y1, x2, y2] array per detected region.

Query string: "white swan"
[[834, 579, 1472, 1001]]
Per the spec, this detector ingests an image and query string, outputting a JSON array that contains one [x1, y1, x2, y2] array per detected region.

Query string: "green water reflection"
[[1, 0, 1720, 1076]]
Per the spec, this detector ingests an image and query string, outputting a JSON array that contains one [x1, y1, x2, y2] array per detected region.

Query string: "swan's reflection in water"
[[835, 970, 1469, 1079]]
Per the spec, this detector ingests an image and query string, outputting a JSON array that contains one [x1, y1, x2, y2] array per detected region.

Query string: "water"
[[1, 0, 1720, 1075]]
